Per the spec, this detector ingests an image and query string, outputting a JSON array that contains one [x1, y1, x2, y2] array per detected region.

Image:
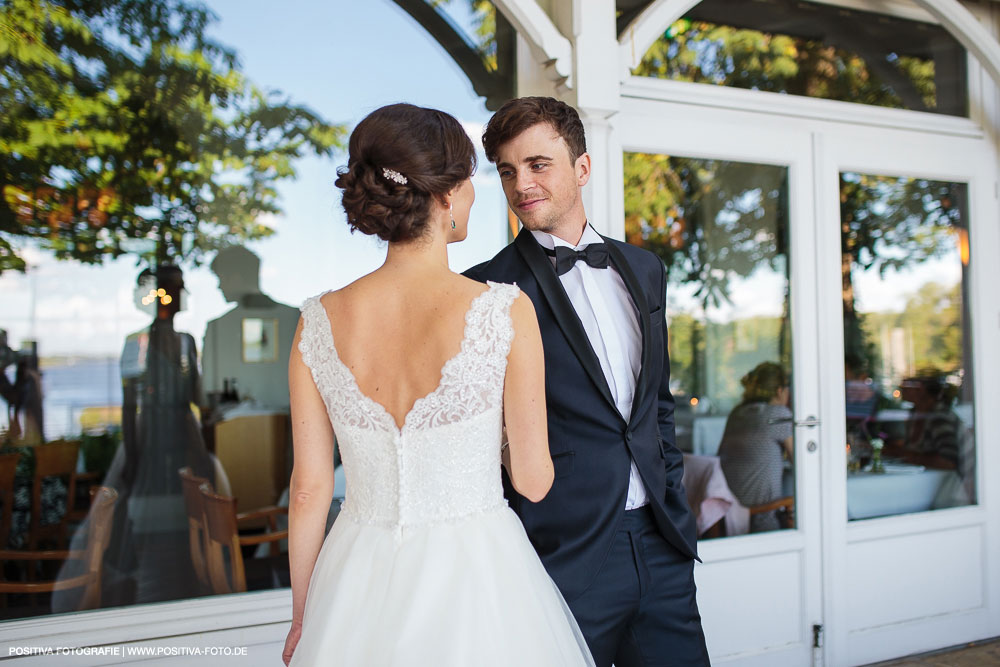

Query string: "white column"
[[567, 0, 622, 239]]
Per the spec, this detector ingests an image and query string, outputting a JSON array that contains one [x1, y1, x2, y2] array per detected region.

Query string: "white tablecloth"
[[846, 465, 959, 520]]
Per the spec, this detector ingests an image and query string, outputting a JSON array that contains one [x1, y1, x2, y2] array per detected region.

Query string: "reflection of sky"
[[667, 261, 787, 321], [853, 253, 962, 313], [665, 248, 962, 322], [0, 1, 508, 357]]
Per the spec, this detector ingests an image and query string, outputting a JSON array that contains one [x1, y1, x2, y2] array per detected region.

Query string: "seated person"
[[885, 372, 964, 472], [718, 362, 793, 533]]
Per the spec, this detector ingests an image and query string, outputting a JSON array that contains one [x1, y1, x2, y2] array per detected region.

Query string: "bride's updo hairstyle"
[[335, 103, 476, 242]]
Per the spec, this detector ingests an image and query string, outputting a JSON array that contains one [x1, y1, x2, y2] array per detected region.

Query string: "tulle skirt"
[[290, 507, 594, 666]]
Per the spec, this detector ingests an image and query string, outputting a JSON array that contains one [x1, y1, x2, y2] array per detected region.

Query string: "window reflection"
[[840, 173, 975, 521], [0, 0, 505, 622], [632, 0, 967, 116], [624, 152, 793, 538], [718, 362, 794, 533]]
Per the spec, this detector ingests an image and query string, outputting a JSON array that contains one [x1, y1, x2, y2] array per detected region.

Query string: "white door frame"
[[616, 66, 999, 665], [814, 122, 1000, 666], [614, 96, 825, 666]]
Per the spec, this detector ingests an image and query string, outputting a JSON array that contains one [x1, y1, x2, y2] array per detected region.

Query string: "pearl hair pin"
[[382, 168, 408, 185]]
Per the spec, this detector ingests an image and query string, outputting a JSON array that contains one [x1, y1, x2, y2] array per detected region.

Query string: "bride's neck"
[[383, 230, 449, 274]]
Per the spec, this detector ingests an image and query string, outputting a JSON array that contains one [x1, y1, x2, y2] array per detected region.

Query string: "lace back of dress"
[[297, 281, 520, 529], [299, 281, 519, 436], [404, 281, 519, 432]]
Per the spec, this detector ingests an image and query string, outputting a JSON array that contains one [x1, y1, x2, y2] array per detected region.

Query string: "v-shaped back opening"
[[315, 283, 495, 432]]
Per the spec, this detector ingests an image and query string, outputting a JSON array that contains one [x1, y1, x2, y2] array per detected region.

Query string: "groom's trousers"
[[568, 505, 710, 667]]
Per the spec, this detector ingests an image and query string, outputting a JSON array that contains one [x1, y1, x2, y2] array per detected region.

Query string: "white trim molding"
[[622, 75, 986, 138], [0, 590, 292, 658], [493, 0, 574, 88], [914, 0, 1000, 87], [618, 0, 700, 75]]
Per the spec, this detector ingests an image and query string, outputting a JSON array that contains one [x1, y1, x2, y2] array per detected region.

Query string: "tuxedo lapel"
[[514, 231, 618, 413], [603, 238, 652, 425]]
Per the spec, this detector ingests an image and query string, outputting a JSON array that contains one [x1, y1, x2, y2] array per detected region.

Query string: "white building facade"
[[1, 1, 997, 665]]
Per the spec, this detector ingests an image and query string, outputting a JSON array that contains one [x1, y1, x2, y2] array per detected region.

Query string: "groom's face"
[[494, 122, 590, 237]]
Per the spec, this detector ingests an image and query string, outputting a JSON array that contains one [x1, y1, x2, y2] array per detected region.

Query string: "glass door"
[[615, 98, 824, 666], [815, 125, 998, 666]]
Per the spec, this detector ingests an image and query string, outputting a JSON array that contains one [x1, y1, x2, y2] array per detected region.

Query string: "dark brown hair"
[[481, 97, 587, 164], [335, 104, 476, 242], [740, 362, 788, 404]]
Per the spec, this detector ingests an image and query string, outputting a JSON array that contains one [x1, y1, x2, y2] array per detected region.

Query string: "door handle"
[[794, 416, 821, 428]]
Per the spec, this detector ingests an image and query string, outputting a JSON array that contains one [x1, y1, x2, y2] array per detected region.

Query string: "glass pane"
[[632, 0, 968, 116], [841, 173, 976, 521], [624, 152, 794, 537], [0, 0, 508, 621]]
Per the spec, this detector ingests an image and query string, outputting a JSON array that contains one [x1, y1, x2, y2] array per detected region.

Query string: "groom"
[[466, 97, 709, 666]]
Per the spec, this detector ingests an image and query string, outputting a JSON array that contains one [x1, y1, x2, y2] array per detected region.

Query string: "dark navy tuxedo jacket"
[[465, 229, 698, 602]]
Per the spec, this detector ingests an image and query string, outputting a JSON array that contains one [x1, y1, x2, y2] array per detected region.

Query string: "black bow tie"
[[543, 243, 610, 276]]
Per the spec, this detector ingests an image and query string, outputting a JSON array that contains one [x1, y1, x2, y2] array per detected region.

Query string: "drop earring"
[[450, 203, 456, 230]]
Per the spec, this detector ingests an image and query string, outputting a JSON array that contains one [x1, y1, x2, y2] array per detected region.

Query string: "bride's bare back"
[[319, 270, 488, 430]]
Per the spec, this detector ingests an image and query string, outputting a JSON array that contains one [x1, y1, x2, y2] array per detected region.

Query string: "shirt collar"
[[530, 223, 602, 251]]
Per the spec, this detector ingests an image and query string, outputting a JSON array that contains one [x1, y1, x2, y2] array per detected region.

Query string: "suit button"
[[625, 431, 633, 443]]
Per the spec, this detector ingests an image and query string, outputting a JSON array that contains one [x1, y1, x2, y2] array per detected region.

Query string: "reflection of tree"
[[633, 18, 937, 111], [1, 0, 344, 273], [840, 175, 964, 376], [432, 0, 498, 70], [624, 153, 787, 309], [666, 313, 703, 398], [625, 153, 789, 407], [863, 282, 963, 379]]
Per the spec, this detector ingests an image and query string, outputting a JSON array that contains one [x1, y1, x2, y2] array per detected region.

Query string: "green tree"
[[840, 174, 963, 376], [634, 19, 938, 111], [0, 0, 344, 273], [432, 0, 498, 70], [862, 281, 964, 377], [623, 152, 788, 310]]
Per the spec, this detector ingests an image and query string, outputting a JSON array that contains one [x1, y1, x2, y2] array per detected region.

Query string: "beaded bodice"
[[298, 281, 519, 532]]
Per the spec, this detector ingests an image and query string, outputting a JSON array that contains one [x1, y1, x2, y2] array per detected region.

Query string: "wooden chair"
[[199, 483, 288, 594], [28, 440, 80, 550], [749, 496, 795, 530], [67, 471, 101, 523], [0, 452, 20, 549], [0, 486, 117, 612], [178, 467, 211, 593], [214, 414, 288, 527]]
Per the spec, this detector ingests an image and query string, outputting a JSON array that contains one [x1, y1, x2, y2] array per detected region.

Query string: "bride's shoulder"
[[303, 275, 372, 312]]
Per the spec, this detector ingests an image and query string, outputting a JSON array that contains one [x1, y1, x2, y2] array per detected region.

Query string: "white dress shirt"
[[531, 225, 649, 510]]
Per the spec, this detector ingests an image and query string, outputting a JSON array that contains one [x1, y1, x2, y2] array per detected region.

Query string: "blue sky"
[[0, 0, 509, 357]]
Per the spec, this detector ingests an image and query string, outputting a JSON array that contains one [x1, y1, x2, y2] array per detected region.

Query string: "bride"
[[282, 103, 594, 666]]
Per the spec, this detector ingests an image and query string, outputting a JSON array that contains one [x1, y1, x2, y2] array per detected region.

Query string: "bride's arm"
[[284, 318, 336, 664], [503, 293, 553, 503]]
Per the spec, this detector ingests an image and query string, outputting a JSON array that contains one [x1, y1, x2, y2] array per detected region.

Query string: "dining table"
[[846, 462, 959, 520]]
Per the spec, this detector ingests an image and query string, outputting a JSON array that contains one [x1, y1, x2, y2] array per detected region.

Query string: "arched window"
[[630, 0, 968, 116]]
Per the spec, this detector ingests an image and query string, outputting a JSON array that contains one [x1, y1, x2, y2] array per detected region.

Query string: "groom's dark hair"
[[482, 97, 587, 165]]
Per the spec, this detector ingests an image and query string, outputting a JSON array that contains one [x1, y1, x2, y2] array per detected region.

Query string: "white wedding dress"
[[290, 281, 594, 666]]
